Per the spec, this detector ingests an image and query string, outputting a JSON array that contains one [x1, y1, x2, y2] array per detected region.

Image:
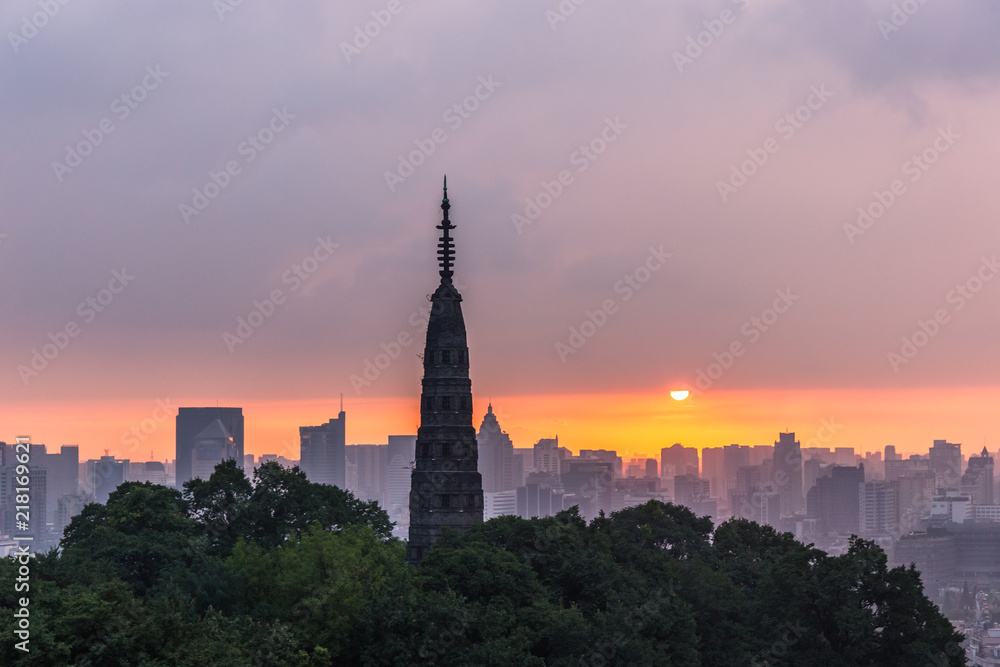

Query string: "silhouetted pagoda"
[[406, 178, 484, 565]]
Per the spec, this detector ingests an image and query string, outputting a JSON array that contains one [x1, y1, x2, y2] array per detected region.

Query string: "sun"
[[670, 390, 689, 401]]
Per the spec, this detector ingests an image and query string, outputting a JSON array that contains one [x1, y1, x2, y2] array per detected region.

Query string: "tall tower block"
[[406, 178, 484, 565]]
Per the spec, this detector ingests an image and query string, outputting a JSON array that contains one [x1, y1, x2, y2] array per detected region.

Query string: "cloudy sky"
[[3, 0, 1000, 461]]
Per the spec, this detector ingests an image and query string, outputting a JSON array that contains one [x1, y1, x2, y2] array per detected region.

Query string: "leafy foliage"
[[0, 466, 965, 666]]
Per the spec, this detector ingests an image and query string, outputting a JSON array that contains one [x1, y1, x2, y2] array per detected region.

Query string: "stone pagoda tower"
[[406, 178, 483, 565]]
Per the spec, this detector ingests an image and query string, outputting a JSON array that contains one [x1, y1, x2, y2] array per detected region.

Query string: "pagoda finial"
[[436, 175, 455, 281]]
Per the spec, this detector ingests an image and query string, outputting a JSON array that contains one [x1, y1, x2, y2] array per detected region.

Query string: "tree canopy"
[[0, 463, 965, 665]]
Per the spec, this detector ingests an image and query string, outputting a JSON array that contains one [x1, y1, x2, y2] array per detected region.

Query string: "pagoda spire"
[[407, 180, 482, 565], [437, 175, 455, 282]]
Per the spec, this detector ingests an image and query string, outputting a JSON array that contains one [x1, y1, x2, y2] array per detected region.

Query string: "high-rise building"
[[484, 490, 518, 520], [406, 181, 484, 564], [347, 444, 387, 504], [129, 461, 168, 486], [300, 409, 346, 488], [704, 444, 751, 510], [516, 478, 564, 519], [534, 438, 562, 476], [191, 419, 238, 481], [772, 432, 804, 517], [561, 459, 615, 520], [929, 439, 962, 491], [175, 407, 243, 487], [674, 474, 710, 506], [807, 464, 864, 535], [860, 481, 898, 536], [804, 457, 830, 497], [579, 449, 623, 477], [56, 493, 89, 539], [894, 472, 935, 534], [731, 465, 781, 527], [885, 455, 931, 483], [961, 447, 994, 505], [385, 435, 416, 529], [661, 444, 699, 478], [512, 447, 533, 487], [34, 444, 79, 523], [477, 403, 515, 493], [86, 456, 128, 505], [749, 445, 774, 466]]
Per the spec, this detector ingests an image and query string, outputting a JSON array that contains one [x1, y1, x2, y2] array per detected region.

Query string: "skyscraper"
[[961, 447, 994, 505], [385, 435, 416, 530], [407, 179, 484, 564], [772, 432, 804, 517], [807, 464, 864, 535], [929, 439, 962, 491], [86, 455, 127, 505], [477, 403, 515, 493], [175, 407, 244, 487], [300, 408, 346, 488], [190, 419, 238, 481]]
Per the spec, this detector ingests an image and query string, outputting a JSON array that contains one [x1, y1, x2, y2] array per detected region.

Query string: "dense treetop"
[[1, 461, 965, 665]]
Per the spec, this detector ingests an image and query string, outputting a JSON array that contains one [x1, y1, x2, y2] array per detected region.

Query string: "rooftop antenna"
[[340, 392, 344, 412]]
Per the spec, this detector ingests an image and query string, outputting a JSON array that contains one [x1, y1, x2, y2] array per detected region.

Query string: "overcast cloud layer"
[[3, 0, 1000, 407]]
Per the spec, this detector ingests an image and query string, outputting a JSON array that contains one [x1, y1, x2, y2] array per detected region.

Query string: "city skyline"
[[8, 386, 1000, 464], [5, 3, 1000, 474]]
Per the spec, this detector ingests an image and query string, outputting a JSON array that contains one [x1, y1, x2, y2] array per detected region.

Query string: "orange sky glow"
[[7, 386, 999, 465]]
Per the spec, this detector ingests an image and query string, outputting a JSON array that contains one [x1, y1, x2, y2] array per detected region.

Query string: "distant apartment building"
[[772, 432, 804, 517], [660, 444, 698, 479], [929, 439, 962, 490], [859, 481, 898, 536], [962, 447, 994, 505], [346, 444, 386, 504], [129, 460, 168, 486], [807, 464, 864, 535], [484, 490, 517, 520], [299, 409, 346, 488], [579, 449, 622, 477], [673, 474, 717, 519], [385, 435, 416, 526]]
